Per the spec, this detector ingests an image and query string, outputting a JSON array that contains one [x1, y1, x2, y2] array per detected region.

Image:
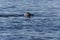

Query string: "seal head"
[[24, 12, 31, 18]]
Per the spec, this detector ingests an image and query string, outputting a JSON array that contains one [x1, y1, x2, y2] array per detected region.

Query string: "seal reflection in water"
[[24, 12, 31, 18]]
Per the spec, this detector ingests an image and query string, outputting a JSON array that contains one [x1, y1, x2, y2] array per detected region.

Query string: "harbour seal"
[[24, 12, 31, 18]]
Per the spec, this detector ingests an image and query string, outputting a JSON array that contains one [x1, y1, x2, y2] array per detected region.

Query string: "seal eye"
[[24, 12, 31, 17]]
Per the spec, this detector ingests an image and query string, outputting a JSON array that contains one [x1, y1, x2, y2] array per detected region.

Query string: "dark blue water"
[[0, 0, 60, 40]]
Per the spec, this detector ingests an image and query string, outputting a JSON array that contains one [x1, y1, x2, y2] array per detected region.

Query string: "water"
[[0, 0, 60, 40]]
